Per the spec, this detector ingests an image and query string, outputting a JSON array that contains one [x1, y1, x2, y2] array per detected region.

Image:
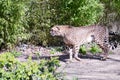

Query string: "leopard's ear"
[[56, 27, 60, 30]]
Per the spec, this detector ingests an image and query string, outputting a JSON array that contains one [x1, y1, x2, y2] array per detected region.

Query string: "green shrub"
[[0, 52, 61, 80], [79, 45, 87, 55], [79, 43, 102, 55], [50, 0, 104, 26], [26, 0, 51, 46], [0, 0, 29, 48], [90, 44, 102, 54]]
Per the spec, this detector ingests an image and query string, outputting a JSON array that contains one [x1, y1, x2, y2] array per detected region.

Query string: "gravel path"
[[56, 46, 120, 80]]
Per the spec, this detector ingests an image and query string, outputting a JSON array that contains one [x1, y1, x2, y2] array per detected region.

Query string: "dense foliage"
[[51, 0, 104, 26], [0, 52, 61, 80], [26, 0, 51, 46], [0, 0, 29, 49]]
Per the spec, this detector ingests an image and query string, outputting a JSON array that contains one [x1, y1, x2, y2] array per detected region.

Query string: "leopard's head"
[[50, 25, 70, 37], [50, 25, 61, 36]]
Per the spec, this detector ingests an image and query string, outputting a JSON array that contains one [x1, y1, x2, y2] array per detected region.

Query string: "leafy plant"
[[0, 52, 62, 80], [26, 0, 51, 46], [0, 0, 29, 48], [79, 43, 102, 55], [79, 45, 87, 55], [50, 0, 104, 26], [90, 43, 102, 54]]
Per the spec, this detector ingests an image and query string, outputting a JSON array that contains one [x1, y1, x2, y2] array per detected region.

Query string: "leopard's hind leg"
[[96, 39, 109, 60]]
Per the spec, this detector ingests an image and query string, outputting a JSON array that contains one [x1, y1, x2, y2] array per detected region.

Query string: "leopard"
[[50, 25, 110, 61]]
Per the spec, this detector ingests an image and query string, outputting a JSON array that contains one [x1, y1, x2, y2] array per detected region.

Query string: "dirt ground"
[[56, 45, 120, 80]]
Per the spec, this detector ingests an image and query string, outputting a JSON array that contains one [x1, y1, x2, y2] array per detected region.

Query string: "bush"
[[0, 52, 61, 80], [50, 0, 104, 26], [90, 43, 102, 54], [26, 0, 51, 46], [0, 0, 29, 48]]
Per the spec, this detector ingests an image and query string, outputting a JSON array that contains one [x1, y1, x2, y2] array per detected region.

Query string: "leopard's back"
[[65, 25, 109, 45]]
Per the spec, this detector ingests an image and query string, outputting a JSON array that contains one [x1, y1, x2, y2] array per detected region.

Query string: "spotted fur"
[[50, 25, 110, 61]]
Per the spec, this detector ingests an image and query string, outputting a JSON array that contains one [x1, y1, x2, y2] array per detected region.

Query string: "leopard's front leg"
[[73, 45, 81, 61], [68, 47, 73, 61], [65, 45, 74, 62]]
